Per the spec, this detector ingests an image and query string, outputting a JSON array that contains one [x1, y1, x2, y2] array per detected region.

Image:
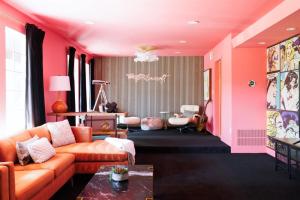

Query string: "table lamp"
[[49, 76, 71, 113]]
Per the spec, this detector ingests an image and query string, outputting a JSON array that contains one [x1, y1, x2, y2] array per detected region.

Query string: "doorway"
[[214, 59, 222, 137]]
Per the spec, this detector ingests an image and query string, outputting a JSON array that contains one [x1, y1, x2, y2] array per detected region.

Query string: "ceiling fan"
[[134, 45, 159, 62]]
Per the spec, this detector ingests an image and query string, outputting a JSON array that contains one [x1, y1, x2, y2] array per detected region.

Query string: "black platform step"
[[128, 129, 231, 154]]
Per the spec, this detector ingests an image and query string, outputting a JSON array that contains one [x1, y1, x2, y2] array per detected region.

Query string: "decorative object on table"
[[111, 179, 128, 192], [111, 166, 129, 181], [49, 76, 71, 113], [203, 69, 211, 101]]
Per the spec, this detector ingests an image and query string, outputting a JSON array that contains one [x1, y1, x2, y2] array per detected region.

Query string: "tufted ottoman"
[[141, 117, 163, 130], [119, 116, 141, 128]]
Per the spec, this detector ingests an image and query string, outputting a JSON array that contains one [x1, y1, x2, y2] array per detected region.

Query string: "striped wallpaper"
[[94, 56, 204, 118]]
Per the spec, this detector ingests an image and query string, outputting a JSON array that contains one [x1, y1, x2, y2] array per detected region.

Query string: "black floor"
[[52, 129, 300, 200]]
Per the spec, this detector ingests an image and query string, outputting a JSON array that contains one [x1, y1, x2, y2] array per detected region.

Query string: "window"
[[74, 57, 79, 113], [86, 63, 91, 111], [5, 27, 26, 133]]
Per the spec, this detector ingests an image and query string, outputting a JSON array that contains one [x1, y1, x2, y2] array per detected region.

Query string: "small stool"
[[141, 117, 163, 131], [118, 116, 141, 132]]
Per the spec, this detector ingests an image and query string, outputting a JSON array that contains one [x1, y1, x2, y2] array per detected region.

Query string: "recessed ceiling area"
[[238, 10, 300, 48], [4, 0, 283, 56]]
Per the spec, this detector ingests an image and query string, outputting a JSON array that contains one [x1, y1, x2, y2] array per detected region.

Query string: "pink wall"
[[204, 37, 267, 152], [0, 2, 91, 131], [231, 48, 266, 153], [204, 34, 232, 146]]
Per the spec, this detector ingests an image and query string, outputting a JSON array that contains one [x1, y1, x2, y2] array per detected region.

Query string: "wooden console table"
[[48, 112, 127, 122], [269, 136, 300, 179], [48, 112, 128, 138]]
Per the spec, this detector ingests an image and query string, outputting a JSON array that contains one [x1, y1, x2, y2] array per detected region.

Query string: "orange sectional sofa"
[[0, 125, 129, 200]]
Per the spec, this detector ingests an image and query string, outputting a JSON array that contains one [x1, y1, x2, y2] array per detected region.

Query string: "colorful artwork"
[[267, 110, 299, 147], [267, 72, 280, 109], [267, 44, 280, 73], [280, 70, 299, 111], [267, 35, 300, 149], [280, 36, 300, 72]]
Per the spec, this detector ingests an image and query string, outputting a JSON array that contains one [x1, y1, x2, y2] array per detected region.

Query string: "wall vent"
[[237, 130, 266, 146]]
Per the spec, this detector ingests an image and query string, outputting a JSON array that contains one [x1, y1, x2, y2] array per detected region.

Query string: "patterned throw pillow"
[[16, 135, 39, 165], [28, 138, 56, 163], [47, 120, 76, 147]]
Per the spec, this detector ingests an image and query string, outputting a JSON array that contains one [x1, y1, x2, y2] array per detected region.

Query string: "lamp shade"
[[49, 76, 71, 91]]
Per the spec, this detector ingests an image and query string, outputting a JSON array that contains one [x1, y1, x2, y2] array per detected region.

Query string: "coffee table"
[[77, 165, 153, 200]]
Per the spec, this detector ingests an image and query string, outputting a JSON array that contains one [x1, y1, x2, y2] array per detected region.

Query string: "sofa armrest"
[[71, 126, 92, 143], [0, 162, 15, 200]]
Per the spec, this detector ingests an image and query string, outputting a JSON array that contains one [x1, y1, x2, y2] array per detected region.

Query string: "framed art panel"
[[204, 69, 211, 101], [267, 44, 280, 73], [280, 35, 300, 72], [280, 70, 299, 111], [267, 72, 280, 109]]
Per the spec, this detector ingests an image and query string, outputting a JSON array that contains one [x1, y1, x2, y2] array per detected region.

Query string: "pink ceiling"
[[4, 0, 283, 56], [238, 10, 300, 48]]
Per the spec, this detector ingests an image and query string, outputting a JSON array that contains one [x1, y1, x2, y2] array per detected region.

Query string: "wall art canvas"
[[267, 72, 280, 109], [280, 70, 299, 111], [267, 35, 300, 150], [267, 44, 280, 73], [280, 35, 300, 72], [266, 110, 299, 148], [203, 69, 211, 101]]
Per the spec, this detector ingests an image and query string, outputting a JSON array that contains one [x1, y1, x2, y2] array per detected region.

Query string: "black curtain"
[[67, 47, 76, 125], [25, 23, 46, 128], [80, 54, 87, 112], [90, 58, 95, 110]]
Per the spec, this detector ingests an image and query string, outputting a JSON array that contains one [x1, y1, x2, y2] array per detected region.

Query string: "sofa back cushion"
[[28, 124, 51, 142], [47, 120, 76, 147], [0, 130, 32, 162], [28, 138, 56, 163]]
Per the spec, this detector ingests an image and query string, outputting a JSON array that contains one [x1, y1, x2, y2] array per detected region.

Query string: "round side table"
[[160, 111, 170, 130]]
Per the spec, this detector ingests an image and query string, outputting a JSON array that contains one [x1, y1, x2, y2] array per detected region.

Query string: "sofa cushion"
[[15, 153, 75, 177], [28, 124, 52, 142], [16, 135, 39, 165], [15, 169, 54, 200], [55, 141, 128, 162], [47, 120, 76, 147], [28, 138, 56, 163], [0, 130, 32, 162]]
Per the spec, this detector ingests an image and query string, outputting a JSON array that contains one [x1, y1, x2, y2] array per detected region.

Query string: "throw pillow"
[[47, 119, 76, 147], [16, 135, 39, 165], [28, 138, 56, 163]]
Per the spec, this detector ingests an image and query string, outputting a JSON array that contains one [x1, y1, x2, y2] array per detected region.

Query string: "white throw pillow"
[[47, 119, 76, 147], [28, 138, 56, 163], [16, 135, 39, 165]]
